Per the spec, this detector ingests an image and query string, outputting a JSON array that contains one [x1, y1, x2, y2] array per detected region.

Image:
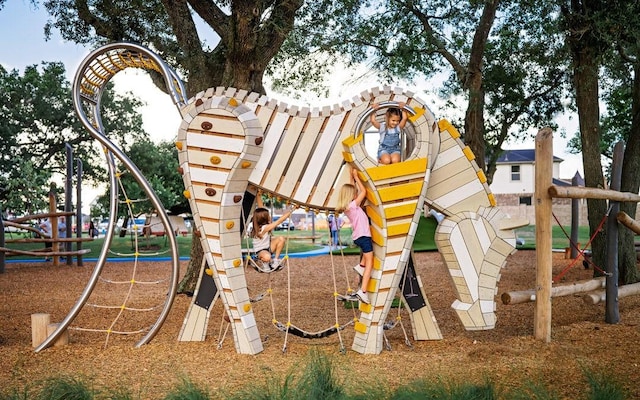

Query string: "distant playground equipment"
[[0, 144, 91, 273], [39, 42, 528, 354], [501, 131, 640, 342]]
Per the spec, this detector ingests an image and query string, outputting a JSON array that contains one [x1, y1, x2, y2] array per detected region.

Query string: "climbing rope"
[[552, 205, 612, 283]]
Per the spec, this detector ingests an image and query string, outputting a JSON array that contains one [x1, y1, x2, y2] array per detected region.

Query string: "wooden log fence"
[[583, 282, 640, 305], [532, 132, 640, 342], [501, 277, 605, 305]]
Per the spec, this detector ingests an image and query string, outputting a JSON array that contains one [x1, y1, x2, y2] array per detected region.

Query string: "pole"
[[76, 159, 84, 267], [570, 173, 581, 259], [534, 128, 553, 342], [605, 142, 623, 323], [65, 143, 73, 264]]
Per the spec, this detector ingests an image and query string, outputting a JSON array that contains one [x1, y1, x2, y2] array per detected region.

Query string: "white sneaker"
[[271, 258, 284, 271], [348, 289, 370, 304], [353, 264, 365, 276]]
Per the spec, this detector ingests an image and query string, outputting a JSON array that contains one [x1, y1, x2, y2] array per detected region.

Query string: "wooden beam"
[[617, 211, 640, 235], [549, 185, 640, 202], [583, 282, 640, 305], [501, 277, 605, 305]]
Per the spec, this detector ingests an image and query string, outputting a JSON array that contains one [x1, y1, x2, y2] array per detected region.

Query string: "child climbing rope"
[[250, 191, 296, 271], [336, 168, 373, 304], [370, 102, 408, 165]]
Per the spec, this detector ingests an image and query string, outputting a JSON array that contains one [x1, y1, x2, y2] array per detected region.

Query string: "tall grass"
[[0, 360, 629, 400]]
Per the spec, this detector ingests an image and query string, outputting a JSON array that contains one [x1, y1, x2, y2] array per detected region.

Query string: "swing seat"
[[245, 254, 284, 273]]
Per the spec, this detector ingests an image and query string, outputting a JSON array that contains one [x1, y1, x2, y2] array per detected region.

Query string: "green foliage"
[[228, 350, 347, 400], [583, 368, 627, 400], [505, 381, 559, 400], [35, 375, 96, 400], [162, 377, 210, 400], [271, 0, 568, 184], [92, 139, 186, 218], [0, 62, 147, 216]]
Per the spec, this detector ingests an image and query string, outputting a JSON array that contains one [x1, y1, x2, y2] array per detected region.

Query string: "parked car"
[[273, 215, 294, 231]]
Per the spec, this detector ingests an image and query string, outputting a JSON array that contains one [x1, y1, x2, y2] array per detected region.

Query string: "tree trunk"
[[177, 233, 204, 295], [619, 64, 640, 284], [461, 0, 499, 172], [565, 3, 608, 276]]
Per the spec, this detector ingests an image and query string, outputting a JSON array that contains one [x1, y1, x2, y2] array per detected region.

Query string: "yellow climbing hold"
[[241, 161, 251, 168], [183, 190, 191, 199], [210, 155, 221, 164], [233, 259, 241, 268], [229, 97, 238, 107], [226, 221, 234, 229], [205, 268, 213, 276], [175, 141, 183, 150], [243, 303, 251, 312]]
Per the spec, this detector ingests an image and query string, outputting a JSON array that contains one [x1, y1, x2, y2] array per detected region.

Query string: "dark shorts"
[[354, 236, 373, 253]]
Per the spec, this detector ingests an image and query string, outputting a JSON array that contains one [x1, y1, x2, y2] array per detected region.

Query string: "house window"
[[511, 165, 521, 181], [519, 196, 532, 206]]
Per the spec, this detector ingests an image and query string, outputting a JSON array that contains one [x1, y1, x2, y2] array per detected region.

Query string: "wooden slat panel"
[[294, 113, 346, 203]]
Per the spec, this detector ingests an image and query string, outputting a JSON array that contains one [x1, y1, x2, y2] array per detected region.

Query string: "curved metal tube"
[[36, 42, 187, 351]]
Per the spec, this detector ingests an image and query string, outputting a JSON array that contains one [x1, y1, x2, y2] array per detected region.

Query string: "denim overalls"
[[377, 122, 401, 159]]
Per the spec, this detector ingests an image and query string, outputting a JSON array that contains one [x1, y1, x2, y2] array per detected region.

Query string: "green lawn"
[[2, 218, 590, 261]]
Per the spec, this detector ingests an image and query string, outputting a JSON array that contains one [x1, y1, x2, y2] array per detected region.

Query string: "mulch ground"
[[1, 250, 640, 398]]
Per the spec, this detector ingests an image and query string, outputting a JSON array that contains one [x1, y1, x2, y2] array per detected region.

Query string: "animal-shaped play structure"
[[39, 42, 525, 354]]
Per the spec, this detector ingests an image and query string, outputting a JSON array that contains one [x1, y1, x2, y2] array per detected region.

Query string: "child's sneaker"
[[347, 289, 370, 304], [353, 264, 365, 276], [271, 258, 284, 271]]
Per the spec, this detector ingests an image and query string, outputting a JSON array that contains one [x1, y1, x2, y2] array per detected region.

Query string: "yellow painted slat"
[[387, 222, 411, 236], [438, 119, 460, 138], [359, 303, 373, 313], [377, 181, 423, 202], [342, 132, 362, 147], [371, 227, 384, 247], [366, 206, 383, 228], [477, 169, 487, 184], [364, 188, 380, 206], [408, 106, 425, 123], [366, 158, 427, 181], [384, 202, 418, 219], [354, 321, 368, 333], [462, 146, 476, 161], [342, 151, 355, 163]]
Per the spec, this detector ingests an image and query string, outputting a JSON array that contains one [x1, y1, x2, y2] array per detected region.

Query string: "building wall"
[[490, 162, 561, 194], [495, 193, 640, 226]]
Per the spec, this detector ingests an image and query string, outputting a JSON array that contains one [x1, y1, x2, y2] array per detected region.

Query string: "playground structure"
[[36, 42, 529, 354], [0, 145, 91, 273], [502, 130, 640, 341]]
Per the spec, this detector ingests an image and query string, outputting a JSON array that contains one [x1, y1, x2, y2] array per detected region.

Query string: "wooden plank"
[[258, 115, 306, 191], [252, 111, 289, 185], [275, 117, 325, 198], [0, 247, 91, 256], [294, 113, 346, 203]]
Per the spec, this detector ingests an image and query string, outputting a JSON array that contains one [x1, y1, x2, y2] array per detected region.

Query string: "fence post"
[[534, 128, 553, 342]]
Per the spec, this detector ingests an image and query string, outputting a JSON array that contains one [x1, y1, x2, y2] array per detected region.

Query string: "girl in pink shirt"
[[335, 168, 372, 304]]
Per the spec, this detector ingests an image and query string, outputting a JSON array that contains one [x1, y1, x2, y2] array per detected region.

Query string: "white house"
[[489, 149, 576, 225]]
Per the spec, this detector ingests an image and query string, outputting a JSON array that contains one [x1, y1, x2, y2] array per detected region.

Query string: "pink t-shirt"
[[344, 200, 371, 240]]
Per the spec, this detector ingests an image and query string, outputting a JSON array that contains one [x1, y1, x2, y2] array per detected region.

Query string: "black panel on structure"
[[401, 253, 427, 312], [194, 271, 217, 310]]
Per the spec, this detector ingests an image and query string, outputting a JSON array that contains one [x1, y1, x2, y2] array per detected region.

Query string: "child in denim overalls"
[[370, 102, 408, 164]]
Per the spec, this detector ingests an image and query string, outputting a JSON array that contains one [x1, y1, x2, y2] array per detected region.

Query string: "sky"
[[0, 1, 584, 207]]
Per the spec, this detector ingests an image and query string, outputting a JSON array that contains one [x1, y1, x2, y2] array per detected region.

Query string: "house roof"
[[496, 149, 563, 163]]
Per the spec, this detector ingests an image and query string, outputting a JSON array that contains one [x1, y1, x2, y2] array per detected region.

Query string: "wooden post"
[[605, 142, 623, 324], [534, 128, 553, 342], [31, 313, 51, 347], [570, 172, 583, 259], [47, 323, 69, 346]]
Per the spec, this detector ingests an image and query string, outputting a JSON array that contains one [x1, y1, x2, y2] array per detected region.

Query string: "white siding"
[[490, 161, 561, 195]]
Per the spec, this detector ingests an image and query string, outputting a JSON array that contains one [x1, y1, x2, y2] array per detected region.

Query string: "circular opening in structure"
[[362, 106, 417, 164]]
